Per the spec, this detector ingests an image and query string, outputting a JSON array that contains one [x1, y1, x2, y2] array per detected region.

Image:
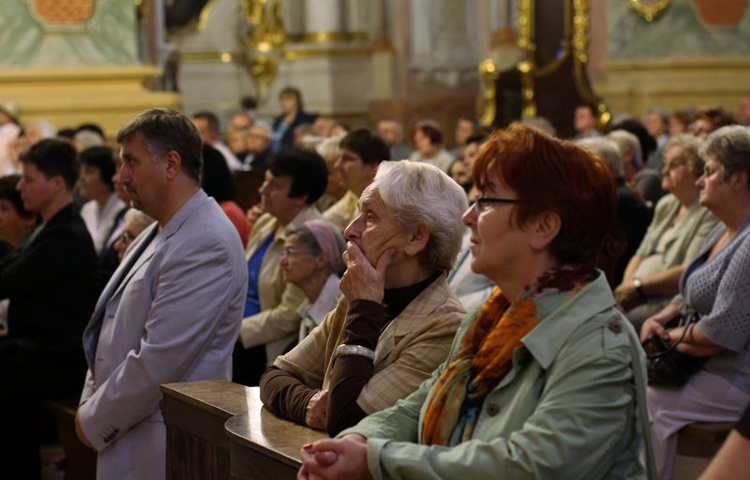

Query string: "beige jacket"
[[240, 206, 322, 363], [274, 273, 465, 414]]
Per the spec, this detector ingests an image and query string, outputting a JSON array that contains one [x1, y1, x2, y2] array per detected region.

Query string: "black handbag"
[[642, 311, 708, 387]]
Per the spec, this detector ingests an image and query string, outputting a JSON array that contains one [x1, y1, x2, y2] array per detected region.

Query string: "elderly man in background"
[[76, 109, 248, 480], [242, 123, 274, 173], [261, 161, 467, 436], [609, 129, 665, 205], [376, 119, 412, 160], [192, 110, 243, 171]]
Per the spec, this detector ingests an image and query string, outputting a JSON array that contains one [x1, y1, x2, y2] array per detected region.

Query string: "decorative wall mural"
[[609, 0, 750, 59], [0, 0, 140, 66], [691, 0, 747, 27]]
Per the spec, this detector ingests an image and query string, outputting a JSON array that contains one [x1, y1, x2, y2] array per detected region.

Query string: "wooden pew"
[[161, 380, 326, 480], [225, 401, 327, 479], [42, 398, 97, 480], [673, 422, 733, 480]]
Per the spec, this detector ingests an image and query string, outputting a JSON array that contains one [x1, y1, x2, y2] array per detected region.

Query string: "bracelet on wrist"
[[334, 344, 375, 361], [633, 277, 647, 302]]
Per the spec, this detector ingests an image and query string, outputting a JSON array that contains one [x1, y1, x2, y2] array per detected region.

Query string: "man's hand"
[[74, 411, 94, 449], [305, 390, 329, 430], [339, 242, 396, 304]]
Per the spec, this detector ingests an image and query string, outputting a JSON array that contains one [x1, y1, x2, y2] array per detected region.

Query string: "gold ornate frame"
[[481, 0, 610, 128], [628, 0, 672, 22]]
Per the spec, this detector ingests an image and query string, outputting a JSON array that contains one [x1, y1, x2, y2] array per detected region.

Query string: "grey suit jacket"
[[78, 190, 248, 480]]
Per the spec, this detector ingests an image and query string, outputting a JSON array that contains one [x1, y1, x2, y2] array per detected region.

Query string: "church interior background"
[[1, 0, 749, 142]]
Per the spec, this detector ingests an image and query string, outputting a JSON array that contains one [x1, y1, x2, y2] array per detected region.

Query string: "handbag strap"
[[568, 312, 658, 480], [644, 311, 700, 359]]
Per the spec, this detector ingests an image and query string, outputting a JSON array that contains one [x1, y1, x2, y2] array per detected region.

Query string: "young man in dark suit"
[[0, 138, 99, 480]]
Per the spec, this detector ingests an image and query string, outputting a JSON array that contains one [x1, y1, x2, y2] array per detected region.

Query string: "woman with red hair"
[[297, 124, 652, 479]]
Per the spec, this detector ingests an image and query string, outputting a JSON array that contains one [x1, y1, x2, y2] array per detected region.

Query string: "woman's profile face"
[[660, 146, 695, 193], [344, 185, 411, 268], [462, 169, 530, 284], [279, 235, 323, 286], [696, 156, 730, 212]]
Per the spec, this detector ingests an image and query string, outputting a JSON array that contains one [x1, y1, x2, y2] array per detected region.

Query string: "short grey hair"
[[521, 117, 556, 137], [578, 137, 624, 179], [378, 119, 404, 135], [316, 134, 344, 161], [123, 208, 155, 234], [666, 134, 705, 178], [700, 125, 750, 179], [608, 130, 643, 168], [117, 108, 203, 183], [645, 106, 670, 126], [75, 129, 105, 149], [373, 161, 468, 271]]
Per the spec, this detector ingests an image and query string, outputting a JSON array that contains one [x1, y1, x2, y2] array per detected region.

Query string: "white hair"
[[124, 208, 155, 234], [578, 137, 624, 179], [374, 161, 468, 271], [74, 129, 105, 149], [316, 134, 344, 161], [608, 130, 643, 169], [27, 120, 56, 140]]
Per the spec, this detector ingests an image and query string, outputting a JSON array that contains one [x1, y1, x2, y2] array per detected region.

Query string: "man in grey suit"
[[75, 109, 248, 479]]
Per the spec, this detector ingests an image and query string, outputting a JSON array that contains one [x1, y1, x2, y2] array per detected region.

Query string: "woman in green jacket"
[[297, 125, 650, 480]]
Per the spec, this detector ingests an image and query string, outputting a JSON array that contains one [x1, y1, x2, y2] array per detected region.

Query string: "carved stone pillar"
[[303, 0, 344, 40], [410, 0, 478, 87]]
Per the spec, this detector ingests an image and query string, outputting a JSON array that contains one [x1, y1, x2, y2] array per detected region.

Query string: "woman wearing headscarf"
[[280, 219, 346, 344]]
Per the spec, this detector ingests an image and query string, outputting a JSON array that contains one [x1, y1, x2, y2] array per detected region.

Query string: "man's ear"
[[52, 175, 67, 195], [528, 211, 561, 251], [403, 224, 430, 257], [164, 151, 182, 181]]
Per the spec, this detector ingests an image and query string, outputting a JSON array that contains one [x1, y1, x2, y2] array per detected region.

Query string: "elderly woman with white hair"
[[113, 209, 155, 261], [260, 161, 467, 437], [642, 125, 750, 479], [279, 219, 346, 344]]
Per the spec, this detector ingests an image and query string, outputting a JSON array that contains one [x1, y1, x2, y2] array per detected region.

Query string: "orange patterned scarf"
[[421, 265, 597, 446]]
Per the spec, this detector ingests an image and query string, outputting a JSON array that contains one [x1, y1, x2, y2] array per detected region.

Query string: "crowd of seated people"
[[261, 160, 467, 436], [1, 90, 749, 479]]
